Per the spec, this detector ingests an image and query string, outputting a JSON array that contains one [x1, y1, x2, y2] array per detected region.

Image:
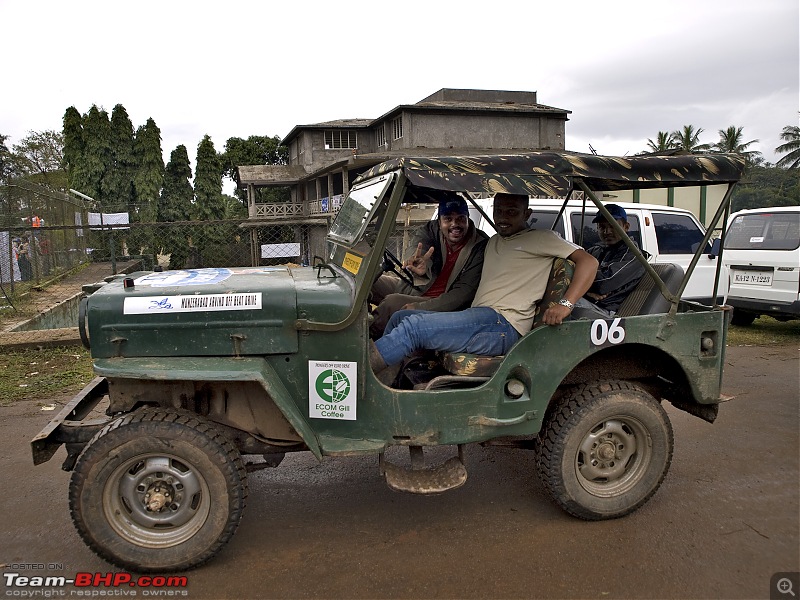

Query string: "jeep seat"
[[615, 263, 684, 317], [442, 258, 575, 377]]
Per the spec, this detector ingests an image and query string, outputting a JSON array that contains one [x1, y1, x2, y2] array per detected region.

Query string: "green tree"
[[645, 131, 676, 153], [712, 126, 762, 165], [731, 165, 800, 211], [159, 145, 193, 222], [670, 125, 711, 152], [73, 105, 112, 206], [775, 124, 800, 169], [193, 135, 229, 266], [11, 130, 64, 175], [69, 106, 114, 260], [158, 145, 193, 269], [9, 130, 66, 190], [130, 118, 164, 257], [222, 135, 288, 205], [1, 133, 20, 181], [107, 105, 136, 213], [62, 106, 84, 188], [194, 135, 224, 221], [132, 118, 164, 221], [0, 134, 18, 226]]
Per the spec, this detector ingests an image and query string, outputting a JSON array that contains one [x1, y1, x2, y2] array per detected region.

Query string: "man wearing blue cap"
[[370, 195, 489, 336], [572, 203, 647, 319]]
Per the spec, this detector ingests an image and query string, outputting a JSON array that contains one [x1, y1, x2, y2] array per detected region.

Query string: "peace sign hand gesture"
[[403, 243, 435, 276]]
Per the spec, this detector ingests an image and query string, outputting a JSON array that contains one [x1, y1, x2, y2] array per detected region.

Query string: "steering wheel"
[[383, 249, 418, 289]]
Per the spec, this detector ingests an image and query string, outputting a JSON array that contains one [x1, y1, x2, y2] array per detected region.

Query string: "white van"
[[471, 199, 727, 304], [722, 206, 800, 325]]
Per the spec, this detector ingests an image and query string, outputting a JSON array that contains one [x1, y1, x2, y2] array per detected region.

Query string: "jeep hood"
[[85, 267, 353, 359]]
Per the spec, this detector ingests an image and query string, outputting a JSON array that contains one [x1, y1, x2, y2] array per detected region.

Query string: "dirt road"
[[1, 344, 797, 599]]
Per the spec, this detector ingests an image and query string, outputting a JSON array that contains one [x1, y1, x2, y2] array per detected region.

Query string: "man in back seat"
[[571, 204, 646, 320], [370, 193, 598, 372]]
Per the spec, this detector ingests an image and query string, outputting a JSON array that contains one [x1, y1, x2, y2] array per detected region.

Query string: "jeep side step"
[[380, 445, 467, 494]]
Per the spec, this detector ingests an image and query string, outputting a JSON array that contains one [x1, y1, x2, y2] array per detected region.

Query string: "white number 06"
[[591, 317, 626, 346]]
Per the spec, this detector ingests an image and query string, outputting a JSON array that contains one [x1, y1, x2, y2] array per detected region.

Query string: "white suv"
[[723, 206, 800, 325], [472, 199, 727, 304]]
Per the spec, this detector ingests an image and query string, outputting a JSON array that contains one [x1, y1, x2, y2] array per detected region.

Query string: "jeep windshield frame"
[[328, 173, 395, 245]]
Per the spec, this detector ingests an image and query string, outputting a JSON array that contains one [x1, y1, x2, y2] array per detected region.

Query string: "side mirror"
[[708, 238, 722, 259]]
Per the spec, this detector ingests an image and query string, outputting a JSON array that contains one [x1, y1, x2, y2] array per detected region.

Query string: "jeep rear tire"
[[69, 408, 248, 572], [536, 380, 673, 520]]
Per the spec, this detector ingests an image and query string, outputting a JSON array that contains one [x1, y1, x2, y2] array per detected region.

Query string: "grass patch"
[[727, 315, 800, 346], [0, 346, 94, 406]]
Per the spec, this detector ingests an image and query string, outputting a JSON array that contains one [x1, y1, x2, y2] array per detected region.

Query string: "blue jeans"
[[375, 307, 521, 366]]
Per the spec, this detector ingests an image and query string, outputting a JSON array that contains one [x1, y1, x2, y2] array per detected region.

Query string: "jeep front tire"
[[69, 408, 248, 572]]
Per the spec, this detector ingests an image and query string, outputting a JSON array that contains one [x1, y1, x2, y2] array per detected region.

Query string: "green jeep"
[[32, 151, 745, 572]]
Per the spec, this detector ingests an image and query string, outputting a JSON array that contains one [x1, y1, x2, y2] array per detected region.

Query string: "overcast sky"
[[1, 0, 797, 178]]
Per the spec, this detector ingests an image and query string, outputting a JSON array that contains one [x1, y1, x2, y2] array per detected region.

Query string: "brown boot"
[[369, 340, 388, 373], [369, 340, 402, 386]]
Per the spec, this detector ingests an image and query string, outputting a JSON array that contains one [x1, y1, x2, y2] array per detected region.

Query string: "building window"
[[392, 116, 403, 140], [376, 125, 386, 147], [324, 130, 358, 149]]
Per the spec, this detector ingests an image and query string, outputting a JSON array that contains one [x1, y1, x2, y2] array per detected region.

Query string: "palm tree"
[[670, 125, 711, 152], [712, 125, 762, 165], [645, 131, 676, 152], [775, 124, 800, 169]]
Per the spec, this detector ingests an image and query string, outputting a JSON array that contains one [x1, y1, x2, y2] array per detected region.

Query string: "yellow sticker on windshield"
[[342, 252, 363, 275]]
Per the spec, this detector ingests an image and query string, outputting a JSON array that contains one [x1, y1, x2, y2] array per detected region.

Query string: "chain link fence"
[[1, 180, 335, 348]]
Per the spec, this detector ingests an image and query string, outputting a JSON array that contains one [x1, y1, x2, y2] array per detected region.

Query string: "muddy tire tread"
[[536, 379, 673, 520], [69, 408, 248, 572]]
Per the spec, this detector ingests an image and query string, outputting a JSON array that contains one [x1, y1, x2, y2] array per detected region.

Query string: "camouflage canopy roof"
[[352, 151, 746, 196]]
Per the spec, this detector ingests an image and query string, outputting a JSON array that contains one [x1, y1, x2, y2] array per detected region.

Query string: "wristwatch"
[[558, 298, 574, 311]]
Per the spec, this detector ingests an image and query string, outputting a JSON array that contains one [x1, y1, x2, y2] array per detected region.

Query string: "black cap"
[[592, 203, 628, 223], [438, 198, 469, 216]]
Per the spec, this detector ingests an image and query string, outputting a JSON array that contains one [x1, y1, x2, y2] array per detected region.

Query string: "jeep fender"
[[94, 357, 322, 459]]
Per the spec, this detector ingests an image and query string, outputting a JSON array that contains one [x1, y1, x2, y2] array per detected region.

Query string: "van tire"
[[536, 380, 673, 520], [69, 408, 248, 573]]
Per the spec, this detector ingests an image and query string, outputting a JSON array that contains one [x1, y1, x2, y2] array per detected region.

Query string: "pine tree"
[[133, 118, 164, 222], [159, 145, 193, 222], [107, 105, 136, 214], [194, 135, 224, 221], [193, 135, 228, 266], [130, 118, 164, 256], [158, 145, 193, 269], [73, 105, 112, 206], [62, 106, 84, 189]]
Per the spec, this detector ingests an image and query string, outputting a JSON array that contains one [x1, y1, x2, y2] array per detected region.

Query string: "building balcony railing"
[[252, 202, 305, 218], [251, 194, 345, 220], [308, 194, 344, 215]]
